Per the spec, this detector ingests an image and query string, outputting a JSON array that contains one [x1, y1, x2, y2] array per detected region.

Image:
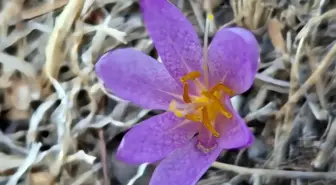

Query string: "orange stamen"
[[210, 84, 235, 96], [180, 71, 201, 83], [202, 92, 233, 118], [182, 83, 192, 103], [202, 108, 219, 137], [170, 71, 234, 138], [185, 114, 202, 122]]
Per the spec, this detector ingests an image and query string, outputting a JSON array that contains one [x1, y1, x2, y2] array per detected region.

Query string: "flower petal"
[[95, 48, 182, 110], [208, 27, 259, 94], [228, 28, 259, 67], [216, 115, 254, 149], [117, 112, 199, 164], [149, 138, 222, 185], [140, 0, 203, 82], [197, 125, 218, 149], [215, 97, 254, 149]]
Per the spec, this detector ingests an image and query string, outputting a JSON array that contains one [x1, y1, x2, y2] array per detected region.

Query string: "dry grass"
[[0, 0, 336, 185]]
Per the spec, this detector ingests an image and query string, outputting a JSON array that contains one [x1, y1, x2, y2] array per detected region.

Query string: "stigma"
[[169, 71, 234, 138]]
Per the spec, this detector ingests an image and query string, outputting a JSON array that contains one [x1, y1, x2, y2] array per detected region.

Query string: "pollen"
[[169, 71, 234, 138]]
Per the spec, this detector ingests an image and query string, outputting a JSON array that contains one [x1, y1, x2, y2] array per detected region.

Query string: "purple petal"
[[140, 0, 203, 83], [228, 28, 259, 67], [216, 115, 254, 149], [95, 48, 182, 110], [149, 138, 222, 185], [117, 112, 199, 164], [215, 97, 254, 149], [197, 125, 218, 149], [208, 27, 259, 94]]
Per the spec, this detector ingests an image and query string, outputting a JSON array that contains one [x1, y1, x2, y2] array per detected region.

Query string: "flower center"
[[169, 71, 234, 137]]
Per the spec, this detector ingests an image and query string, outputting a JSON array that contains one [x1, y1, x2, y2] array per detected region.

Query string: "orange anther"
[[185, 114, 202, 122], [202, 92, 232, 118], [169, 72, 233, 137], [182, 83, 192, 103], [180, 71, 201, 83], [210, 84, 235, 96], [202, 108, 219, 137]]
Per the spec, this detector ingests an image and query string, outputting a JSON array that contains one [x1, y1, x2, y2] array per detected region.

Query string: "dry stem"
[[212, 161, 336, 180]]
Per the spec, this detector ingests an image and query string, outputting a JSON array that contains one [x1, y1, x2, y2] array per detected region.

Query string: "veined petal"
[[229, 27, 259, 67], [215, 97, 254, 149], [140, 0, 203, 82], [216, 114, 254, 149], [208, 27, 259, 94], [117, 112, 199, 164], [197, 126, 217, 149], [149, 138, 222, 185], [95, 48, 182, 110]]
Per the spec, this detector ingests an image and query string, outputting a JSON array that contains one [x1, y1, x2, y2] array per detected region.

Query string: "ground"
[[0, 0, 336, 185]]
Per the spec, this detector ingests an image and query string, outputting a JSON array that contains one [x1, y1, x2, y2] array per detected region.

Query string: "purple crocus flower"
[[95, 0, 259, 184]]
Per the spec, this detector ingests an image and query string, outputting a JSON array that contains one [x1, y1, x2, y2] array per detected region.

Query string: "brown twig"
[[44, 0, 84, 80], [212, 161, 336, 180], [268, 18, 285, 53], [272, 34, 304, 166], [98, 129, 110, 185], [21, 0, 69, 20], [276, 41, 336, 118], [307, 53, 328, 110], [312, 118, 336, 169], [245, 101, 278, 122], [277, 9, 336, 120]]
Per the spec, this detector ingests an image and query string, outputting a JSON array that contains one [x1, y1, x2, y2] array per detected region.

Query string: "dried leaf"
[[268, 18, 286, 53]]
